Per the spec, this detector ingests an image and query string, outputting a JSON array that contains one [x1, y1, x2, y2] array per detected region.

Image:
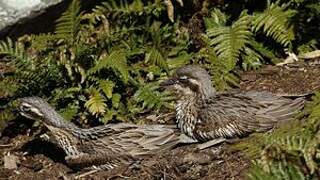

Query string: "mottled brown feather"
[[164, 65, 306, 142], [18, 97, 196, 170]]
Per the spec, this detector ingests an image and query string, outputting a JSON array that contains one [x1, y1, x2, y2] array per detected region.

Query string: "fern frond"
[[59, 103, 79, 121], [0, 108, 16, 122], [55, 0, 83, 44], [88, 50, 130, 83], [111, 93, 121, 109], [85, 88, 107, 116], [95, 0, 144, 18], [99, 79, 115, 99], [252, 3, 295, 47], [248, 40, 276, 60], [204, 8, 227, 29], [0, 78, 18, 98], [207, 10, 252, 70], [0, 38, 30, 67], [248, 161, 306, 180], [145, 47, 168, 70], [134, 82, 173, 111], [241, 46, 263, 71]]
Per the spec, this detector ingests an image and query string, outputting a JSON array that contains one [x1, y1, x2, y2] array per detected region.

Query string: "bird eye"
[[21, 105, 31, 112]]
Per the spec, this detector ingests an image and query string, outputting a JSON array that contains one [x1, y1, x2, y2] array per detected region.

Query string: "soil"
[[1, 61, 320, 180]]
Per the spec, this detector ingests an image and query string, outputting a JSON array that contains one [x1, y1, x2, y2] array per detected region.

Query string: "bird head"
[[161, 65, 216, 99], [18, 97, 73, 129]]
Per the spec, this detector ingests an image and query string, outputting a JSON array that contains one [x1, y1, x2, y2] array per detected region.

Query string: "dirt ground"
[[1, 61, 320, 180]]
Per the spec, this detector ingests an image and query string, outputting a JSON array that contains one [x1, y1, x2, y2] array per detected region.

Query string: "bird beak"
[[160, 78, 178, 87]]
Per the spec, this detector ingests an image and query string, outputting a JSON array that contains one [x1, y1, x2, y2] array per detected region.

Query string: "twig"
[[74, 169, 98, 179]]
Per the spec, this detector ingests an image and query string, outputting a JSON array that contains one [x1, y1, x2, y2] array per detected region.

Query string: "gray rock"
[[0, 0, 64, 38]]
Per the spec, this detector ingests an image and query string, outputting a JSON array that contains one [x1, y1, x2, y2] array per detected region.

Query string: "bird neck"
[[199, 84, 216, 99], [45, 124, 82, 156], [42, 108, 77, 129]]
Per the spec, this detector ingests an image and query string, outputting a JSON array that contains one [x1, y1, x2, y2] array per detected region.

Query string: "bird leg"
[[197, 138, 226, 150]]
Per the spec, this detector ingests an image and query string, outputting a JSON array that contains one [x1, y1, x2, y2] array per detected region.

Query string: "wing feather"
[[194, 91, 305, 140]]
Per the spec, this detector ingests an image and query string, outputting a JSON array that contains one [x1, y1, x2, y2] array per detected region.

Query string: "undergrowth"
[[1, 0, 320, 178]]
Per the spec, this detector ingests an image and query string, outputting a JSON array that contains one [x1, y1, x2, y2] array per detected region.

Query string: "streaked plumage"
[[161, 65, 306, 141], [18, 97, 195, 170]]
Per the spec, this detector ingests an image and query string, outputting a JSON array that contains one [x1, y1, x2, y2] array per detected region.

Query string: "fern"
[[248, 161, 307, 180], [241, 46, 263, 71], [99, 79, 115, 99], [145, 47, 168, 70], [252, 2, 295, 47], [0, 79, 18, 98], [235, 92, 320, 178], [134, 82, 173, 111], [88, 49, 130, 83], [55, 0, 83, 44], [204, 8, 227, 29], [0, 38, 25, 57], [59, 103, 79, 121], [95, 0, 145, 18], [207, 10, 252, 71], [85, 88, 107, 116]]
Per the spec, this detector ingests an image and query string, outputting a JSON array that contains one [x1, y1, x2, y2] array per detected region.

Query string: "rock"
[[4, 154, 19, 169], [0, 0, 66, 38]]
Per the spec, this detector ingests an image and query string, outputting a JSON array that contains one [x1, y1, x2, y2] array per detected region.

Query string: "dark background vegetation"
[[1, 0, 320, 179]]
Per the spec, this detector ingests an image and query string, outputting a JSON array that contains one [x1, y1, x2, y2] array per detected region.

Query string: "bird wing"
[[195, 92, 305, 140], [77, 123, 188, 157]]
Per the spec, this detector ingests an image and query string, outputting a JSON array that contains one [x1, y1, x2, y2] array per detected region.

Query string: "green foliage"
[[234, 92, 320, 179], [2, 0, 320, 177], [85, 88, 107, 116], [88, 50, 130, 83], [134, 82, 173, 111], [207, 10, 252, 70], [252, 2, 295, 47], [55, 0, 83, 43]]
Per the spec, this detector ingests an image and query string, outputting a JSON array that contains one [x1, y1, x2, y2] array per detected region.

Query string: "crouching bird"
[[18, 97, 196, 170], [161, 65, 306, 143]]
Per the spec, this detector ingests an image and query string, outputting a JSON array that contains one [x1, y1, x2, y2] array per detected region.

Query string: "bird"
[[160, 65, 306, 142], [17, 97, 196, 170]]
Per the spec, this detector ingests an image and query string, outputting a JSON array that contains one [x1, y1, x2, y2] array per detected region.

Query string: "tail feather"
[[259, 98, 305, 122]]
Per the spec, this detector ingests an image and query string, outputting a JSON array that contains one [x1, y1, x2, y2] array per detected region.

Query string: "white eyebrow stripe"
[[188, 78, 201, 86], [179, 75, 188, 80], [21, 103, 31, 107], [30, 107, 44, 116]]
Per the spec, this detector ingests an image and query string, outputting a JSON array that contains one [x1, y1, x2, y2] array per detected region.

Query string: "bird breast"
[[176, 99, 198, 139]]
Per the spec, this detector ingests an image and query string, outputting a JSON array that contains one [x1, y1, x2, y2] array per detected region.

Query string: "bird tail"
[[266, 97, 305, 122]]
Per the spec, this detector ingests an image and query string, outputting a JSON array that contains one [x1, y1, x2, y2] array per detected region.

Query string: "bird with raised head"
[[17, 97, 196, 170], [161, 65, 306, 142]]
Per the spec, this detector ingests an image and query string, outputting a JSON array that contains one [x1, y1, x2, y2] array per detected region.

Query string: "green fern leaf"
[[88, 50, 130, 83], [241, 47, 263, 71], [0, 79, 18, 98], [134, 83, 172, 110], [0, 38, 30, 67], [0, 108, 16, 122], [145, 47, 168, 70], [112, 93, 121, 109], [204, 8, 227, 29], [252, 3, 295, 47], [55, 0, 83, 43], [207, 10, 252, 70], [99, 80, 115, 99], [59, 103, 79, 121], [101, 109, 116, 124], [94, 0, 145, 20], [85, 88, 107, 115]]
